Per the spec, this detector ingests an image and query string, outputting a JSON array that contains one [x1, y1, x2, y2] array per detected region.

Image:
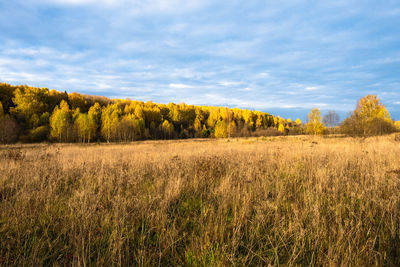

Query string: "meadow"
[[1, 135, 400, 266]]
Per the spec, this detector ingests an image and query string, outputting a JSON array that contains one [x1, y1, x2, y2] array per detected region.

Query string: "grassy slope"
[[1, 135, 400, 266]]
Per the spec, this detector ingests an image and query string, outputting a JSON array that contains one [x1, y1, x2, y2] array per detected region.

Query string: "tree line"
[[0, 83, 300, 143], [1, 83, 398, 143]]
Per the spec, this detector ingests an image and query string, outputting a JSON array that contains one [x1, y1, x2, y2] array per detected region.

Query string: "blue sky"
[[1, 0, 400, 121]]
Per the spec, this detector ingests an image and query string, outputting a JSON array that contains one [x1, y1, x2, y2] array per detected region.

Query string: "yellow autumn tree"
[[341, 95, 395, 136], [74, 112, 91, 143], [214, 120, 227, 138], [88, 102, 102, 142], [278, 123, 285, 133], [306, 108, 325, 135], [101, 103, 121, 142], [161, 120, 174, 139], [395, 121, 400, 131], [355, 94, 393, 135], [50, 100, 71, 142]]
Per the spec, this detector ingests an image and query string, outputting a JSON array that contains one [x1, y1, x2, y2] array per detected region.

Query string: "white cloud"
[[238, 87, 252, 92], [258, 72, 270, 78], [34, 0, 210, 14], [219, 81, 242, 87], [169, 83, 194, 89], [305, 86, 322, 91]]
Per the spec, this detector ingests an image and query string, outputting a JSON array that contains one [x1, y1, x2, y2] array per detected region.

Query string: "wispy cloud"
[[169, 83, 194, 89]]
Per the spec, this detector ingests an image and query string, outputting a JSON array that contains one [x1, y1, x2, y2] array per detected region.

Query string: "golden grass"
[[1, 135, 400, 266]]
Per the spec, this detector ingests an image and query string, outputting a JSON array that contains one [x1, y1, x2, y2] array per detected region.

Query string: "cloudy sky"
[[1, 0, 399, 120]]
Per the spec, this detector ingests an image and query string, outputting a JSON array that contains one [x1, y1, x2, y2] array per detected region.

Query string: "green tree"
[[50, 100, 71, 142], [306, 108, 325, 135]]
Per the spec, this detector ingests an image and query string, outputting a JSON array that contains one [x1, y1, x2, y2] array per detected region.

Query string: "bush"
[[29, 126, 50, 142], [254, 127, 283, 137], [341, 116, 396, 136]]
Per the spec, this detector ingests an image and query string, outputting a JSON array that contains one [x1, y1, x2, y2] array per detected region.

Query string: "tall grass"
[[1, 135, 400, 266]]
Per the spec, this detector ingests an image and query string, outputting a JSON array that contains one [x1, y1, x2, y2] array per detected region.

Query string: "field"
[[1, 135, 400, 266]]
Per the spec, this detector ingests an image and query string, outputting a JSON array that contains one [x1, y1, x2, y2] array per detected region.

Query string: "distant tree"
[[306, 108, 325, 135], [101, 103, 121, 142], [117, 115, 134, 142], [50, 100, 71, 142], [69, 92, 89, 112], [229, 121, 237, 137], [202, 125, 210, 138], [395, 121, 400, 131], [214, 120, 227, 138], [0, 83, 17, 114], [88, 102, 102, 142], [323, 111, 340, 128], [278, 123, 285, 133], [243, 110, 255, 129], [355, 95, 392, 135], [74, 113, 91, 143], [11, 86, 49, 128], [161, 120, 174, 139], [341, 95, 394, 136], [193, 118, 202, 137], [295, 118, 302, 125], [207, 108, 220, 128]]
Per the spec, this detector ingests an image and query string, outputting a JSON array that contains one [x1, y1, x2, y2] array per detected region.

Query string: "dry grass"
[[1, 135, 400, 266]]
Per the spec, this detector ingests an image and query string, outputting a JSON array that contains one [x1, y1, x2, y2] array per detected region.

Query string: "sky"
[[0, 0, 400, 121]]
